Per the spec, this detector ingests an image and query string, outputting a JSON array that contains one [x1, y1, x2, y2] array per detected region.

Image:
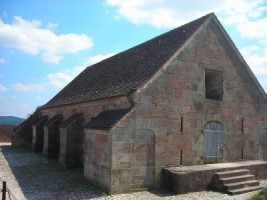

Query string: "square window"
[[205, 70, 222, 100]]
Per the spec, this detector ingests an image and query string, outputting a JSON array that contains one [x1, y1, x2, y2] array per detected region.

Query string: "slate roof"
[[42, 13, 212, 109], [34, 115, 48, 126], [85, 108, 132, 130], [14, 109, 42, 131], [60, 113, 82, 128], [43, 114, 62, 127]]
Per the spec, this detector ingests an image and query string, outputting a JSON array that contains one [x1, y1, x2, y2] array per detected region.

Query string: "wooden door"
[[204, 121, 224, 164]]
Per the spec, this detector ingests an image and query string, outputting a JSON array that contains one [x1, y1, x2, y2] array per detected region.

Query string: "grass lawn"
[[249, 187, 267, 200]]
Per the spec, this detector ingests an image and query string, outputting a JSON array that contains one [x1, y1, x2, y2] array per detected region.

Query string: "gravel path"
[[0, 143, 266, 200]]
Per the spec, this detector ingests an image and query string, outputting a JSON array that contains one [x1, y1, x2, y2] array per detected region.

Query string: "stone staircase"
[[213, 169, 262, 195]]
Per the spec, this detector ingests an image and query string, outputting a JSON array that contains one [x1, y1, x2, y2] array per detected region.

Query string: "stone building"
[[13, 13, 267, 193]]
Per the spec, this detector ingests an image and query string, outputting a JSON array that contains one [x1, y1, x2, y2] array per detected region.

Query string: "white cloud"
[[46, 22, 58, 30], [237, 18, 267, 39], [240, 45, 260, 57], [41, 53, 64, 64], [11, 68, 79, 92], [12, 83, 49, 92], [106, 0, 267, 91], [10, 52, 116, 92], [210, 1, 267, 41], [220, 14, 248, 25], [35, 96, 42, 100], [0, 16, 94, 63], [0, 84, 8, 92], [10, 96, 16, 99], [222, 0, 263, 16], [45, 53, 116, 89], [106, 0, 225, 28], [21, 103, 30, 109], [106, 0, 263, 28], [241, 43, 267, 91], [106, 0, 266, 30], [47, 72, 73, 88], [0, 57, 6, 64], [85, 53, 116, 66]]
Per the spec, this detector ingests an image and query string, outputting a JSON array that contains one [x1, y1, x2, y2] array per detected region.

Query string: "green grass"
[[249, 187, 267, 200]]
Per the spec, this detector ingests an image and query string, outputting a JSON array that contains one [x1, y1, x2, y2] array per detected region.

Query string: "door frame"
[[204, 121, 224, 164]]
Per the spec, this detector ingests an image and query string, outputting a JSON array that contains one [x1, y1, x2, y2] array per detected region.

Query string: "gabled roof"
[[85, 108, 131, 130], [42, 13, 213, 109]]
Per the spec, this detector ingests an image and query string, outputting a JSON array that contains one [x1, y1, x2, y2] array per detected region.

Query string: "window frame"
[[205, 69, 223, 101]]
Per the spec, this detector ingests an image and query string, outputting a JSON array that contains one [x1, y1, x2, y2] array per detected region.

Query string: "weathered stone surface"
[[163, 160, 267, 194], [43, 115, 62, 159], [32, 116, 47, 152], [15, 14, 267, 194], [59, 114, 84, 169]]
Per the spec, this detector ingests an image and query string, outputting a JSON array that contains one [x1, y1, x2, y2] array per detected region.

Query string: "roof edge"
[[85, 107, 133, 131], [40, 94, 128, 110], [209, 14, 267, 103], [135, 13, 214, 94]]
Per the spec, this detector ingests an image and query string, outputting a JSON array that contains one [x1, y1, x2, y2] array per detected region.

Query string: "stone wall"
[[260, 130, 267, 161], [36, 18, 267, 194], [40, 97, 131, 189], [0, 125, 16, 143], [59, 114, 84, 169], [41, 97, 131, 121], [106, 18, 267, 192], [110, 127, 155, 193], [84, 129, 111, 191], [134, 18, 267, 166], [32, 116, 47, 152], [43, 115, 62, 159]]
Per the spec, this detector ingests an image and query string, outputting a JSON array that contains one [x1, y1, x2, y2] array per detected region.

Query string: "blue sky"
[[0, 0, 267, 118]]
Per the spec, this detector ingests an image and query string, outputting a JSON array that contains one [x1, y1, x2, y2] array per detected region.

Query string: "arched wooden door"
[[204, 121, 224, 164]]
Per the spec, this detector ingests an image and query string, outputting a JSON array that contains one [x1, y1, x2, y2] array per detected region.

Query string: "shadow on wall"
[[260, 130, 267, 161], [0, 145, 106, 199], [0, 144, 179, 198]]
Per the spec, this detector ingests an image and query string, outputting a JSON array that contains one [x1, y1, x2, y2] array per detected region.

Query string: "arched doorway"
[[204, 121, 224, 164]]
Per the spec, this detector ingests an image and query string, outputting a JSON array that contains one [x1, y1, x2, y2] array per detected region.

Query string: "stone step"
[[215, 169, 250, 178], [224, 180, 259, 190], [220, 174, 255, 184], [228, 185, 263, 195]]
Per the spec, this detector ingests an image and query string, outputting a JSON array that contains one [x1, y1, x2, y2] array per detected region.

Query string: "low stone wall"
[[162, 160, 267, 194], [0, 125, 16, 142]]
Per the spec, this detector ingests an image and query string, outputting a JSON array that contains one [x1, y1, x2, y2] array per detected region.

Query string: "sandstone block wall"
[[84, 129, 111, 191], [105, 18, 267, 192], [35, 18, 267, 194], [59, 114, 84, 168]]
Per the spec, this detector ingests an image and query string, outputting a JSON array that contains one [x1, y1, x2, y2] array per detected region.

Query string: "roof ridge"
[[86, 12, 214, 69], [42, 13, 212, 109]]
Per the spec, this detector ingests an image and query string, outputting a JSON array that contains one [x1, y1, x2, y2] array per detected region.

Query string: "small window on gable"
[[205, 70, 222, 100]]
